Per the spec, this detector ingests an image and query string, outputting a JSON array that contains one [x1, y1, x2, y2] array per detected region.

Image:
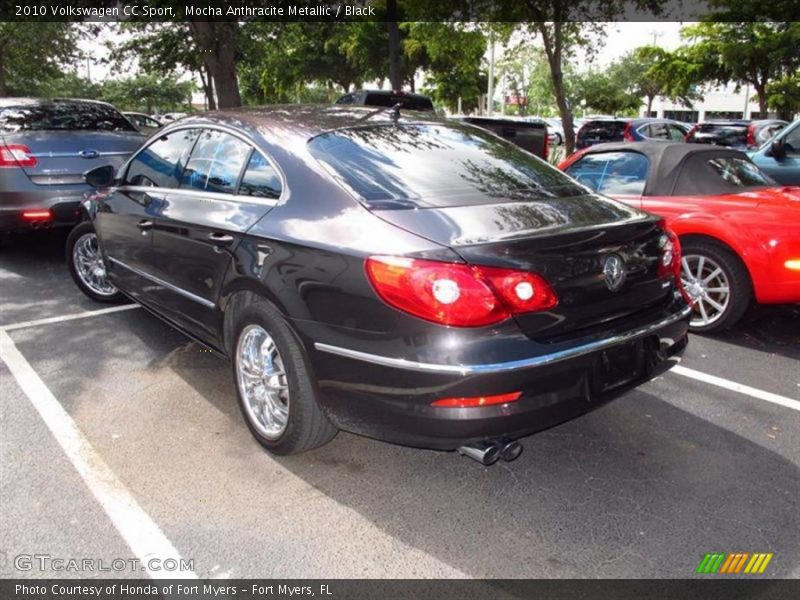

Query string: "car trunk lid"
[[1, 130, 144, 185], [373, 196, 676, 339]]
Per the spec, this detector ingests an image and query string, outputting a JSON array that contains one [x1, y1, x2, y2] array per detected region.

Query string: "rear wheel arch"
[[677, 233, 754, 331], [676, 233, 753, 291], [221, 286, 289, 357]]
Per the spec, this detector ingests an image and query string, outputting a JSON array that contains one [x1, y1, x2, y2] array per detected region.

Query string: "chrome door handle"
[[208, 232, 234, 244]]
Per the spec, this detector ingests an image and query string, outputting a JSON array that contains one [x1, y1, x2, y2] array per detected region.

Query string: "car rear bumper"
[[0, 189, 88, 232], [309, 302, 691, 450]]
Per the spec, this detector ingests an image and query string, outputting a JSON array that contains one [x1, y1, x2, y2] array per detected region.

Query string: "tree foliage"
[[680, 21, 800, 116], [100, 74, 195, 113], [0, 23, 82, 96]]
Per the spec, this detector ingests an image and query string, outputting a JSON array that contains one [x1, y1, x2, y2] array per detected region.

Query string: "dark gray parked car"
[[0, 98, 145, 232]]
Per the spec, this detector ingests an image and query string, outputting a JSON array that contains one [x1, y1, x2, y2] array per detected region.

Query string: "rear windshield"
[[687, 123, 747, 147], [706, 157, 775, 187], [308, 123, 586, 208], [364, 93, 434, 111], [0, 102, 136, 133], [578, 121, 627, 143]]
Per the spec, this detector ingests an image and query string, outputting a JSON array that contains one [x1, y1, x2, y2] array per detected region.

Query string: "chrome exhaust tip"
[[496, 439, 523, 462], [457, 441, 501, 466]]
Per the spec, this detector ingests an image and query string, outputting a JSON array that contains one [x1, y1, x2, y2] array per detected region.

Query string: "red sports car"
[[559, 142, 800, 332]]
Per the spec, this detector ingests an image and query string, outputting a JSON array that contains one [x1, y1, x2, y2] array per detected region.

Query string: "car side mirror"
[[770, 138, 786, 160], [84, 165, 116, 188]]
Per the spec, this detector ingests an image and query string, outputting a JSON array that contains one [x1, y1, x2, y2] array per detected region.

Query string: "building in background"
[[645, 84, 780, 122]]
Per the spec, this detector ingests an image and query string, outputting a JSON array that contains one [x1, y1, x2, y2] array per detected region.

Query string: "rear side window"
[[0, 102, 137, 133], [707, 157, 775, 187], [181, 130, 251, 194], [578, 121, 627, 144], [309, 123, 586, 208], [238, 152, 282, 199], [565, 152, 649, 196], [125, 129, 199, 188], [687, 124, 747, 147]]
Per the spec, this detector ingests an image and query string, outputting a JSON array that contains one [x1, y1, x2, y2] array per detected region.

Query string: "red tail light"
[[623, 122, 635, 142], [0, 144, 36, 168], [22, 210, 51, 220], [685, 124, 699, 142], [746, 123, 757, 148], [365, 256, 558, 327], [659, 229, 692, 304], [432, 391, 522, 408], [542, 131, 550, 160]]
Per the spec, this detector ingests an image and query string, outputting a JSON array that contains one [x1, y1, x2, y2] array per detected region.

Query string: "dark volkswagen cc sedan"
[[70, 106, 691, 464]]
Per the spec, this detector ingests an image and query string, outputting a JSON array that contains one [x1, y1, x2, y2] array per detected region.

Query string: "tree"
[[112, 23, 217, 110], [681, 22, 800, 117], [490, 1, 664, 154], [765, 73, 800, 120], [0, 23, 81, 96], [573, 68, 641, 116], [100, 74, 194, 113], [409, 23, 487, 111]]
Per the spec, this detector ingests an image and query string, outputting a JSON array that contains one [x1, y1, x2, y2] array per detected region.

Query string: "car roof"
[[172, 104, 444, 141], [0, 97, 115, 108], [573, 141, 762, 196]]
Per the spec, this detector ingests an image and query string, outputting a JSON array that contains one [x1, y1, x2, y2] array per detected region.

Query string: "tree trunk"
[[647, 95, 654, 117], [0, 52, 6, 97], [539, 23, 576, 155], [386, 0, 402, 91], [198, 66, 217, 111], [755, 82, 767, 118], [189, 19, 242, 108]]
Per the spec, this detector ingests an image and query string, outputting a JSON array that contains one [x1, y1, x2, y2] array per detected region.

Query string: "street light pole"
[[487, 34, 495, 117]]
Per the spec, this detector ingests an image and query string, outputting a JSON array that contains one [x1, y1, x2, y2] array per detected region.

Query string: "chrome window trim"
[[108, 257, 215, 309], [120, 184, 280, 207], [314, 304, 691, 375], [30, 150, 131, 158], [119, 122, 288, 206]]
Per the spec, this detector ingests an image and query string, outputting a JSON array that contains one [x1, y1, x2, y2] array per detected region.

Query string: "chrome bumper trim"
[[314, 304, 692, 375]]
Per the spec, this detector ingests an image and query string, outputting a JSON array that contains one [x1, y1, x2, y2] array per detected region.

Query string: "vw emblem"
[[79, 149, 100, 159], [603, 254, 626, 291]]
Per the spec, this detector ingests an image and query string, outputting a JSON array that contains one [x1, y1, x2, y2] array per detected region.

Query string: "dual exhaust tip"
[[458, 439, 523, 466]]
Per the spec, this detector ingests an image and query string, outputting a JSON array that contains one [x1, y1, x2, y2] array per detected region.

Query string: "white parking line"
[[2, 304, 140, 332], [0, 329, 197, 579], [672, 365, 800, 412]]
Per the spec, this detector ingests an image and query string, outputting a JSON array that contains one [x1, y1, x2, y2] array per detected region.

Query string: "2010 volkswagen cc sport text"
[[70, 106, 691, 464]]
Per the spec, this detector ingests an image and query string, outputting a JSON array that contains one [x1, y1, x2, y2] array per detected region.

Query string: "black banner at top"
[[1, 0, 797, 23]]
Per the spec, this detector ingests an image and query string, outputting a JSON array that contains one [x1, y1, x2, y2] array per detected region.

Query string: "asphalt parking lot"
[[1, 231, 798, 579]]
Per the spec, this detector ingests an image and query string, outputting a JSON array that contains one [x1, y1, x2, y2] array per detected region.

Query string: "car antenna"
[[356, 103, 403, 124]]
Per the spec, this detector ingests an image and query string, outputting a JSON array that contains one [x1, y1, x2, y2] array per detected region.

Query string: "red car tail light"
[[746, 123, 757, 148], [685, 124, 699, 142], [659, 229, 692, 304], [431, 391, 522, 408], [0, 144, 37, 168], [365, 256, 558, 327], [22, 210, 51, 220], [623, 122, 635, 142]]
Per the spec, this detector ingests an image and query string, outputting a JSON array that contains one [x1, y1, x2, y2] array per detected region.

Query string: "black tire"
[[680, 238, 752, 333], [554, 132, 563, 146], [231, 300, 337, 455], [66, 222, 124, 303]]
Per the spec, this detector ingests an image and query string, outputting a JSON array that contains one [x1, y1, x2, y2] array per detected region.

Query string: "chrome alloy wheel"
[[72, 232, 117, 297], [235, 324, 290, 439], [681, 254, 731, 328]]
